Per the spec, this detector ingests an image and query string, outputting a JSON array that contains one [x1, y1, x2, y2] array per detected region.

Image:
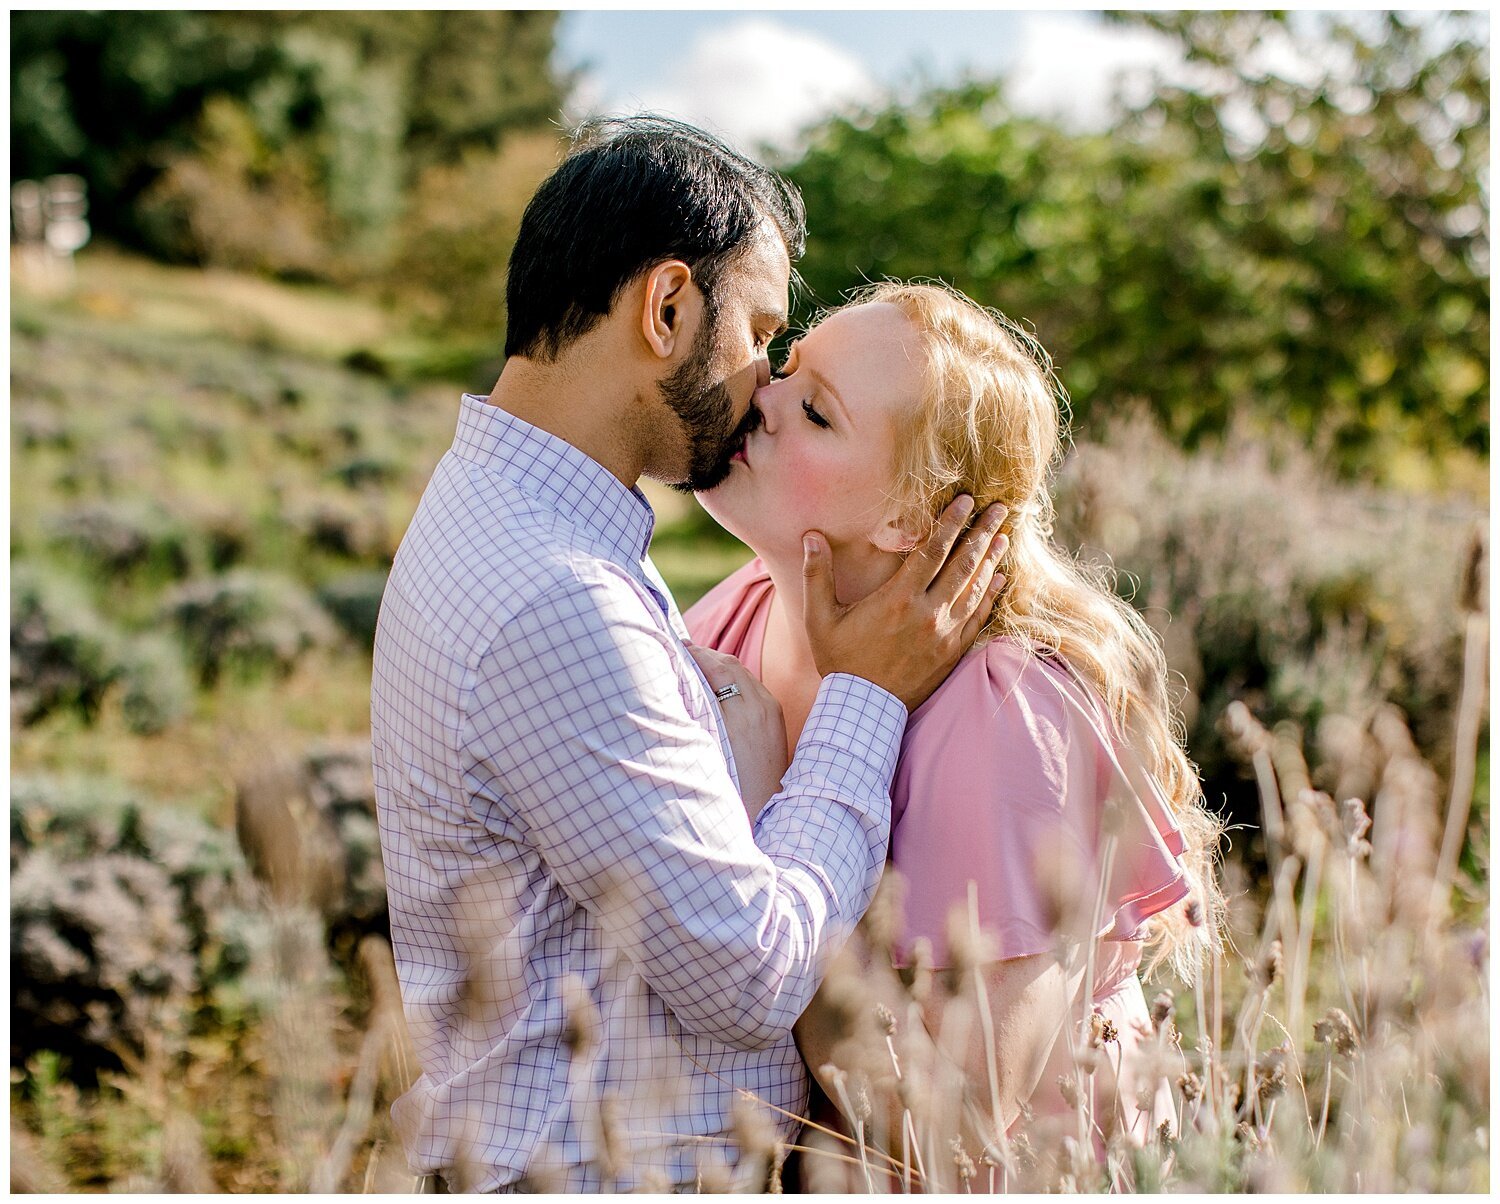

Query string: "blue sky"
[[551, 9, 1485, 155], [552, 10, 1186, 151], [556, 10, 1034, 98]]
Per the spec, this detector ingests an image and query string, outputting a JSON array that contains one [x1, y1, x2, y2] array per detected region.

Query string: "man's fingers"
[[801, 532, 840, 633], [962, 530, 1009, 609], [960, 567, 1008, 647], [896, 494, 976, 589], [932, 503, 1007, 601]]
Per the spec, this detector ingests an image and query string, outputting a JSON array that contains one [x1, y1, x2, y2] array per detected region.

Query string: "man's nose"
[[754, 353, 771, 390]]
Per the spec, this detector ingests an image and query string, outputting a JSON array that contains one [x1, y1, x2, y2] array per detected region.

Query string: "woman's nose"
[[751, 379, 784, 432]]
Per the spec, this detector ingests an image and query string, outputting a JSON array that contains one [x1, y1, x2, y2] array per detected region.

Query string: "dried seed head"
[[1177, 1071, 1202, 1102], [1222, 701, 1270, 763], [1157, 1120, 1174, 1149], [732, 1091, 778, 1162], [1312, 1007, 1360, 1057], [1057, 1074, 1081, 1107], [907, 938, 934, 1004], [850, 1076, 873, 1123], [942, 901, 997, 995], [1254, 1041, 1291, 1103], [950, 1137, 976, 1184], [874, 1002, 897, 1036], [1009, 1131, 1038, 1173], [1460, 526, 1486, 616], [1087, 1007, 1118, 1047], [592, 1094, 623, 1180], [560, 974, 599, 1059], [1251, 940, 1283, 990], [696, 1152, 733, 1194], [1100, 796, 1126, 836], [1185, 897, 1204, 927], [1288, 787, 1333, 858], [1149, 991, 1175, 1032], [864, 869, 907, 957], [767, 1143, 787, 1195], [1339, 797, 1373, 859]]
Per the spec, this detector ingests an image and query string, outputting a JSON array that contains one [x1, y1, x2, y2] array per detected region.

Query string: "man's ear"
[[639, 260, 700, 361]]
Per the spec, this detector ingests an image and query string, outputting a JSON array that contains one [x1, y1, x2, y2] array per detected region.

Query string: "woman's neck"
[[759, 542, 904, 748]]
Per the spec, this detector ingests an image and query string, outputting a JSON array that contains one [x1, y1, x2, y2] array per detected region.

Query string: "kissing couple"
[[372, 115, 1220, 1193]]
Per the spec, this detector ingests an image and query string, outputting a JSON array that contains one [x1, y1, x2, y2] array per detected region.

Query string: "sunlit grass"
[[10, 252, 1488, 1192]]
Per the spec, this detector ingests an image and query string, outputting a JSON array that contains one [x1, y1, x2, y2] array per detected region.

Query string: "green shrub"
[[9, 774, 263, 1074], [290, 496, 392, 562], [316, 569, 388, 648], [48, 500, 192, 579], [11, 561, 126, 725], [162, 570, 338, 686], [1050, 418, 1477, 818], [117, 634, 194, 735]]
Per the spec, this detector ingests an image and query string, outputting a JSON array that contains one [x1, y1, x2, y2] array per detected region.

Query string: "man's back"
[[372, 397, 902, 1190]]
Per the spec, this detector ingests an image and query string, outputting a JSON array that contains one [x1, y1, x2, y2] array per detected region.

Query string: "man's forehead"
[[732, 224, 792, 317]]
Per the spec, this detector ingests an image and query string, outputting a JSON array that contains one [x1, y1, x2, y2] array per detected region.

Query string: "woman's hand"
[[687, 643, 789, 823]]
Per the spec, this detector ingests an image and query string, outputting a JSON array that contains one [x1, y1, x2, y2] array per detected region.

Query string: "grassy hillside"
[[10, 249, 1488, 1192]]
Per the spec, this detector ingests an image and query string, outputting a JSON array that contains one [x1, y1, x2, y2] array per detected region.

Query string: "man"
[[372, 116, 1007, 1191]]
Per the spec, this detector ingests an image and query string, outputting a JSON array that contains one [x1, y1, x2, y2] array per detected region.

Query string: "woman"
[[685, 281, 1222, 1186]]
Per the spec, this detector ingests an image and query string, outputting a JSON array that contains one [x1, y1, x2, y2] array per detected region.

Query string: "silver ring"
[[715, 683, 742, 702]]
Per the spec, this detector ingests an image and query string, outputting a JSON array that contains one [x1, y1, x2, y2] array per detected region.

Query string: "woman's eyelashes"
[[801, 399, 831, 429]]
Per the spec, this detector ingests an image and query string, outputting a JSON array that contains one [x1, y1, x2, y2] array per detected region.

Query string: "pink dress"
[[685, 558, 1191, 1144]]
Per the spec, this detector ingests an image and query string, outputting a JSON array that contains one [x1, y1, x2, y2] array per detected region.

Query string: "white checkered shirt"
[[371, 396, 905, 1191]]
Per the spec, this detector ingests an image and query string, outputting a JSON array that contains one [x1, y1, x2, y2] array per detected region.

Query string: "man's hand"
[[686, 643, 790, 823], [802, 496, 1009, 712]]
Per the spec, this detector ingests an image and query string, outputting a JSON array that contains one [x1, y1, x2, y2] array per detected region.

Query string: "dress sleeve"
[[682, 555, 767, 650], [889, 640, 1190, 966]]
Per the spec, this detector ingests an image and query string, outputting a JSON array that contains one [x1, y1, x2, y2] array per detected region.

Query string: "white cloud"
[[1005, 13, 1189, 131], [596, 18, 879, 154]]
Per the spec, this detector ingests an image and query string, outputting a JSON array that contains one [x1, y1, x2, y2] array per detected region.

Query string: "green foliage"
[[11, 560, 127, 725], [117, 634, 193, 735], [10, 775, 261, 1077], [317, 570, 390, 649], [386, 130, 564, 333], [1049, 416, 1478, 830], [163, 570, 338, 687], [48, 499, 193, 580], [11, 10, 566, 283], [779, 12, 1488, 479]]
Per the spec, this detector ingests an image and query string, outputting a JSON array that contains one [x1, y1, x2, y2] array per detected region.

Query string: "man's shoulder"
[[383, 455, 652, 659]]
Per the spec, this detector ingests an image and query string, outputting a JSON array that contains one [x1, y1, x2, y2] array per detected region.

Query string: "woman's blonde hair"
[[844, 280, 1224, 979]]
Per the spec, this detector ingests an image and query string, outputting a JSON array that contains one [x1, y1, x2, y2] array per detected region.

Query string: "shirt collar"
[[452, 394, 656, 563]]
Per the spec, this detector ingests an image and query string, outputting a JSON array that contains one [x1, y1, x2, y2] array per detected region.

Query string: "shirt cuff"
[[787, 671, 907, 799]]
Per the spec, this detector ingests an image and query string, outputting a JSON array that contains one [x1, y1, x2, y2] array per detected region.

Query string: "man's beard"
[[658, 314, 758, 494]]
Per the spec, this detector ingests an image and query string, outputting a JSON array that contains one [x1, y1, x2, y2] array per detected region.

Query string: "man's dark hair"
[[503, 115, 807, 361]]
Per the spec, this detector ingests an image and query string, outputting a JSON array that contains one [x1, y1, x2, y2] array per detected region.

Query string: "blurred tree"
[[11, 10, 566, 277], [10, 11, 274, 245], [779, 11, 1488, 479]]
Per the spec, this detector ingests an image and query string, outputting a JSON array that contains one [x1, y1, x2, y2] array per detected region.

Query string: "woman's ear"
[[639, 260, 700, 361], [871, 511, 924, 555]]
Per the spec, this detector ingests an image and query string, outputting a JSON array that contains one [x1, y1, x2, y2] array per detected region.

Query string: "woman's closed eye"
[[801, 399, 831, 429]]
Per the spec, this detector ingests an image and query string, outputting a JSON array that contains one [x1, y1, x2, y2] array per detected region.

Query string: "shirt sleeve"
[[890, 642, 1189, 966], [463, 564, 906, 1050]]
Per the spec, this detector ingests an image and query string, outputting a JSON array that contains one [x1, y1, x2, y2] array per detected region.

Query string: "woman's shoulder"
[[907, 634, 1100, 738], [681, 555, 771, 646]]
